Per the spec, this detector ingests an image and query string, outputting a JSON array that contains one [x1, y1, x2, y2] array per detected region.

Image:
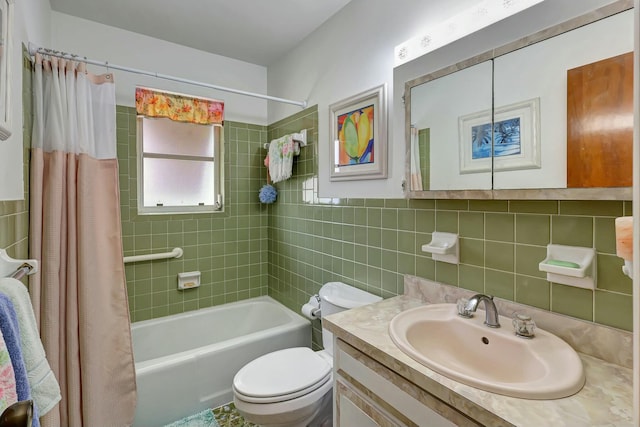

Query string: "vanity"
[[323, 276, 633, 426]]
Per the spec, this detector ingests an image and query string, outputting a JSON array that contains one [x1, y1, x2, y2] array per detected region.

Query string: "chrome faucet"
[[459, 294, 501, 328]]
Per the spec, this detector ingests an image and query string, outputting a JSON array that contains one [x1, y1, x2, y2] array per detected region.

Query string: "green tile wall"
[[116, 103, 633, 337], [117, 107, 269, 321], [10, 54, 633, 345], [266, 107, 633, 350], [0, 47, 33, 271]]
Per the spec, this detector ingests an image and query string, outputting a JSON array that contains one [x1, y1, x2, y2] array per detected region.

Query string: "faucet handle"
[[456, 298, 473, 318], [512, 312, 536, 338]]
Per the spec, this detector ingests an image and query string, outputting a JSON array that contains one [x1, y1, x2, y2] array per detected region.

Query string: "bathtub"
[[131, 296, 311, 427]]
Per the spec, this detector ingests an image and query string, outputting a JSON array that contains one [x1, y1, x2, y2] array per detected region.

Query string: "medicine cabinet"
[[404, 0, 634, 200]]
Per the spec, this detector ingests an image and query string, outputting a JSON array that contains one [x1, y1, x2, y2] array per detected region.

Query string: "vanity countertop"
[[323, 294, 634, 427]]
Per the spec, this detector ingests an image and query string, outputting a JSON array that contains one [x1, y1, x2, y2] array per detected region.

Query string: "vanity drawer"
[[336, 378, 402, 427], [335, 338, 480, 427]]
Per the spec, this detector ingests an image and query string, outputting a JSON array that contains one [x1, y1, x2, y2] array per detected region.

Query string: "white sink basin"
[[389, 303, 585, 399]]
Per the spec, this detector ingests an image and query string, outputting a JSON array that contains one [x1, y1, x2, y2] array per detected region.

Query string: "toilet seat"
[[233, 347, 332, 404]]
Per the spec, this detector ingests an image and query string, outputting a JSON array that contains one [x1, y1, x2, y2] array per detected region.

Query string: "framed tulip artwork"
[[329, 84, 387, 181]]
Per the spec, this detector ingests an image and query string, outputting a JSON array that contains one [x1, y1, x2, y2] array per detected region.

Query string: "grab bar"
[[0, 250, 38, 279], [10, 264, 33, 280], [263, 129, 307, 149], [123, 247, 183, 264]]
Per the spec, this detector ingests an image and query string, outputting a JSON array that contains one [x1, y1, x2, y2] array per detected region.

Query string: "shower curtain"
[[29, 54, 136, 427], [410, 126, 424, 191]]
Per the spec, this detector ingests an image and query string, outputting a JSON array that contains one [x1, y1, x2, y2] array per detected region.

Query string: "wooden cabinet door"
[[567, 52, 633, 188]]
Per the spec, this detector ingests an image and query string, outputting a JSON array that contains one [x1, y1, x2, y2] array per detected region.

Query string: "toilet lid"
[[233, 347, 331, 402]]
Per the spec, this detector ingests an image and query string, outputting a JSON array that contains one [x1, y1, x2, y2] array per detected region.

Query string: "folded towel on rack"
[[0, 279, 60, 418], [0, 294, 39, 427], [0, 327, 18, 416], [267, 134, 300, 183]]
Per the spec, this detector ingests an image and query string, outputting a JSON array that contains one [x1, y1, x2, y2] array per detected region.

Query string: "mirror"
[[405, 3, 633, 199], [0, 0, 10, 140], [410, 61, 492, 191]]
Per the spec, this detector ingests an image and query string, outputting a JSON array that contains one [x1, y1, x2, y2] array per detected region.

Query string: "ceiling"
[[48, 0, 353, 66]]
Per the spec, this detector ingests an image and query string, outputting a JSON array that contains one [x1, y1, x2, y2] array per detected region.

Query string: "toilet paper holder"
[[301, 295, 321, 319]]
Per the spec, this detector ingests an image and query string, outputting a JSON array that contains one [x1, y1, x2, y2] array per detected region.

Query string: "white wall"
[[268, 0, 621, 198], [267, 0, 481, 198], [50, 12, 269, 125], [18, 0, 50, 46], [2, 0, 624, 200], [0, 0, 51, 200]]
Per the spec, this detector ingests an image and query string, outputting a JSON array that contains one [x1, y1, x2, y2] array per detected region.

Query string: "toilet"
[[232, 282, 382, 427]]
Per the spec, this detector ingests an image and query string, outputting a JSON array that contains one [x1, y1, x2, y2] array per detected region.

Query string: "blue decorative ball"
[[259, 184, 277, 204]]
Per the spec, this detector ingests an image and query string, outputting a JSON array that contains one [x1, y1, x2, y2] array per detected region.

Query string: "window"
[[137, 116, 223, 214]]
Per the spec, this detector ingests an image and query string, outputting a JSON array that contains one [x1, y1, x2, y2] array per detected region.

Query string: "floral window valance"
[[135, 87, 224, 125]]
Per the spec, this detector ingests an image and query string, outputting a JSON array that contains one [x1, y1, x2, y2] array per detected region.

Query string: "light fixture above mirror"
[[394, 0, 544, 67]]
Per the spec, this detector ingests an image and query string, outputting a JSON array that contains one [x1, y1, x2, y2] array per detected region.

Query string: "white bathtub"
[[131, 296, 311, 426]]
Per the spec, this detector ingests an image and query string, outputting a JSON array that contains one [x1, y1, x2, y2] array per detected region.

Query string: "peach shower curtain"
[[410, 126, 424, 191], [29, 55, 136, 426]]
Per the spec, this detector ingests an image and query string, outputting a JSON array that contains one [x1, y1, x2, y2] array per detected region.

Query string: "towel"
[[267, 134, 299, 183], [0, 278, 61, 417], [0, 327, 18, 415], [0, 294, 39, 427]]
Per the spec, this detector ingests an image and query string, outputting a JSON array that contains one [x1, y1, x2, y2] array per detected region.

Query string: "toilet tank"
[[319, 282, 382, 353]]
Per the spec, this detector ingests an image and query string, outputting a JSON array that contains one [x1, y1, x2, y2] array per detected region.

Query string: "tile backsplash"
[[266, 106, 633, 342]]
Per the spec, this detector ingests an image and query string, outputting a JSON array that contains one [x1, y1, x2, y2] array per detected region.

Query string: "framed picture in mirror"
[[329, 84, 387, 181], [0, 0, 12, 140], [459, 98, 540, 174]]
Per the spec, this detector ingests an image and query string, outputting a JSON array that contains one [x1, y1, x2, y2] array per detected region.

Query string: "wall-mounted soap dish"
[[538, 244, 596, 289], [422, 232, 459, 264]]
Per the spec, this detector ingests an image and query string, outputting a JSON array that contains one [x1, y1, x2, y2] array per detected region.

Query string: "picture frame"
[[459, 98, 540, 174], [0, 0, 12, 140], [329, 84, 387, 181]]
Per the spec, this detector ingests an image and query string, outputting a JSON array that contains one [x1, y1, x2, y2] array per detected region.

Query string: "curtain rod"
[[27, 42, 308, 108]]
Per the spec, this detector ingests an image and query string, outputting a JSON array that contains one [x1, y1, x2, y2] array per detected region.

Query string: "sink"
[[388, 303, 585, 399]]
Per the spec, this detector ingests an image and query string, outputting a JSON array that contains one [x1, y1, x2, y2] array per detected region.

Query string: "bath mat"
[[213, 403, 257, 427], [164, 408, 219, 427]]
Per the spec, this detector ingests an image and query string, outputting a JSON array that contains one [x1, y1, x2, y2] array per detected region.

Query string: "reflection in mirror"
[[493, 9, 633, 190], [410, 61, 492, 191], [405, 2, 633, 199], [0, 4, 4, 128], [0, 0, 9, 141]]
